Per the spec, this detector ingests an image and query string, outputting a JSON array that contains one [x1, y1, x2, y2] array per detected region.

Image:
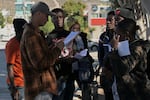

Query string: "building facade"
[[15, 0, 34, 20], [88, 1, 111, 27], [0, 0, 112, 40]]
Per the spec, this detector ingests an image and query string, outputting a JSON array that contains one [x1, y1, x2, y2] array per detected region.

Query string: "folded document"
[[64, 31, 80, 45], [74, 49, 88, 59]]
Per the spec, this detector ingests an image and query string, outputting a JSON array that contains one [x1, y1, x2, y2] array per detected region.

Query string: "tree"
[[40, 16, 54, 36], [7, 16, 13, 24], [62, 0, 87, 31], [0, 11, 5, 28]]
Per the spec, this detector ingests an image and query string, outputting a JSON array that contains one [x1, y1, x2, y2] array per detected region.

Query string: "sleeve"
[[80, 32, 88, 49], [25, 34, 61, 72], [5, 42, 17, 64], [98, 34, 105, 66], [108, 47, 141, 77], [147, 49, 150, 80], [144, 40, 150, 79]]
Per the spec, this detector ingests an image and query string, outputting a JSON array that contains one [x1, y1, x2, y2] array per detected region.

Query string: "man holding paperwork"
[[98, 11, 116, 100], [46, 8, 74, 100], [104, 19, 150, 100]]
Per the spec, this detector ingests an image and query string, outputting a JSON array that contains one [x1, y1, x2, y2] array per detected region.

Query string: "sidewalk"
[[0, 41, 7, 49], [0, 49, 12, 100]]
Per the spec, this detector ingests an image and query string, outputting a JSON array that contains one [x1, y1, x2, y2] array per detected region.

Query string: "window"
[[26, 4, 32, 11], [15, 4, 23, 11], [100, 7, 104, 11], [91, 5, 98, 12], [16, 0, 23, 2], [99, 13, 102, 17], [92, 13, 98, 18]]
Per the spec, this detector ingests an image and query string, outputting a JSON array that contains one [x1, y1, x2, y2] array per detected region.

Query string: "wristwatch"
[[111, 47, 118, 51]]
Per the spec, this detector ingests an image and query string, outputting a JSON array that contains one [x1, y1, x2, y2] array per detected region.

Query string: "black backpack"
[[78, 55, 94, 83]]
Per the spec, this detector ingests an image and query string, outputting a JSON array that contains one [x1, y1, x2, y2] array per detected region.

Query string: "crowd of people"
[[5, 1, 150, 100]]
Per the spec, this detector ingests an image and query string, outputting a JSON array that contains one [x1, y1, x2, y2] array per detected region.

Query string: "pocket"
[[78, 56, 94, 83]]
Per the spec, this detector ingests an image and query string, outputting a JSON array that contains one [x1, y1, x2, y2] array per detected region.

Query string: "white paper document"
[[103, 44, 112, 52], [74, 49, 88, 59], [118, 40, 131, 57], [64, 31, 80, 45]]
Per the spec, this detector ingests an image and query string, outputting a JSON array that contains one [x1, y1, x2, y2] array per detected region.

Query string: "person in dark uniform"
[[98, 11, 116, 100]]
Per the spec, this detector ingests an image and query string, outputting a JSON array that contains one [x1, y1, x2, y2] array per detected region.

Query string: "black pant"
[[63, 71, 91, 100], [63, 74, 75, 100]]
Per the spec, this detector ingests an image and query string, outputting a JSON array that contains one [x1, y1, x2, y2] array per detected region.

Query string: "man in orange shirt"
[[5, 18, 27, 100]]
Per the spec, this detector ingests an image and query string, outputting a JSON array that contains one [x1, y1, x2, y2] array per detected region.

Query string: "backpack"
[[78, 55, 94, 83]]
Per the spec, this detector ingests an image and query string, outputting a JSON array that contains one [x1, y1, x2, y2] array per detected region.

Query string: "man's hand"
[[10, 86, 19, 100], [54, 38, 64, 50], [110, 34, 120, 50]]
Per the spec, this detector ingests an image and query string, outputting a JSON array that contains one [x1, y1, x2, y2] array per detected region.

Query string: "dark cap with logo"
[[31, 1, 53, 16], [115, 7, 134, 20]]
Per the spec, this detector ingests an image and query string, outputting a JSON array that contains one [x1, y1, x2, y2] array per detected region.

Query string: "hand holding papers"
[[54, 38, 65, 50], [74, 49, 88, 59], [64, 31, 80, 46], [61, 31, 80, 57], [118, 40, 131, 56], [111, 35, 131, 57], [61, 47, 70, 57]]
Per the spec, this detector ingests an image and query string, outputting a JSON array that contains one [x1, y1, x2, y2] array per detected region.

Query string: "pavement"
[[0, 49, 12, 100], [0, 42, 105, 100], [0, 41, 7, 49]]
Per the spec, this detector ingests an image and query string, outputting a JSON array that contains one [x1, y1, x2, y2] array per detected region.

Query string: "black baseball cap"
[[31, 1, 53, 16]]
